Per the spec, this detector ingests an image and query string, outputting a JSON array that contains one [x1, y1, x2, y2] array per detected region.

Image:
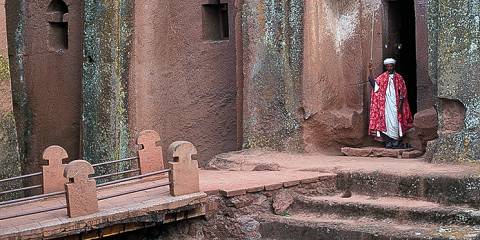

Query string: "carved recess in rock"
[[168, 141, 200, 196], [440, 98, 466, 133], [137, 130, 164, 174], [42, 146, 68, 193], [64, 160, 98, 218], [46, 0, 69, 51]]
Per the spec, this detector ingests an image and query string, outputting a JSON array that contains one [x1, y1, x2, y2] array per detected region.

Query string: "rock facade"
[[427, 0, 480, 163]]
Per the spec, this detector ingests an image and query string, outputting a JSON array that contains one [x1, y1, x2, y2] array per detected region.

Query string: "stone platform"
[[0, 168, 333, 239], [71, 150, 480, 239], [341, 147, 424, 158], [204, 150, 480, 239], [207, 150, 480, 206]]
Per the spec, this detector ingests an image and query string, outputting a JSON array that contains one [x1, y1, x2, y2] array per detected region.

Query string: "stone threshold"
[[341, 147, 424, 158]]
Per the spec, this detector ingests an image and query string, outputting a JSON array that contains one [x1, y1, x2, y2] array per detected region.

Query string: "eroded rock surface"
[[426, 0, 480, 163]]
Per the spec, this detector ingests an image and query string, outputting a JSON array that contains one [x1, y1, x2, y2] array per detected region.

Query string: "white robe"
[[375, 74, 402, 140]]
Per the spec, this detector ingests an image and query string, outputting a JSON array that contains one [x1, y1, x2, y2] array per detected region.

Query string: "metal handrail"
[[0, 204, 66, 221], [0, 156, 139, 199], [0, 190, 65, 206], [0, 168, 170, 207], [93, 169, 140, 180], [0, 172, 42, 184], [0, 182, 172, 220], [0, 176, 171, 220], [0, 156, 139, 184], [98, 182, 170, 201], [97, 169, 171, 188], [0, 185, 42, 196], [91, 156, 139, 168]]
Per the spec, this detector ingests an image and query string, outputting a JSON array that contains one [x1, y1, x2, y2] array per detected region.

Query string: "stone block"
[[402, 150, 424, 159], [252, 163, 280, 171], [341, 147, 415, 158], [246, 186, 265, 193], [42, 146, 68, 193], [265, 183, 283, 191], [137, 130, 164, 174], [220, 188, 247, 197], [283, 180, 301, 188], [413, 108, 438, 141], [272, 191, 294, 215], [64, 160, 98, 218], [300, 177, 320, 184], [403, 128, 424, 151], [168, 141, 200, 196]]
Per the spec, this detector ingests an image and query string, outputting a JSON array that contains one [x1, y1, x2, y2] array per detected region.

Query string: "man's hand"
[[368, 61, 374, 76]]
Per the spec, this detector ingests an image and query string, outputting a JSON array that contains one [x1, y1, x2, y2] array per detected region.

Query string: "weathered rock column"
[[0, 0, 21, 198], [6, 0, 84, 175], [83, 0, 133, 167], [426, 0, 480, 162], [241, 0, 304, 151]]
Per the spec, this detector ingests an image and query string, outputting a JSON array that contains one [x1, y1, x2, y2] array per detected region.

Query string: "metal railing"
[[0, 169, 171, 220], [0, 156, 143, 206], [0, 130, 200, 222]]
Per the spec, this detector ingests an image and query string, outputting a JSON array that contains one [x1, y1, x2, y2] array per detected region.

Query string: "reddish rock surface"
[[8, 0, 84, 174], [206, 149, 480, 177], [272, 191, 294, 215], [130, 0, 238, 167], [414, 108, 438, 140], [302, 0, 382, 153]]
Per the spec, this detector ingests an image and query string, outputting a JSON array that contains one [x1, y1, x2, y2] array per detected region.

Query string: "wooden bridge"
[[0, 130, 207, 239]]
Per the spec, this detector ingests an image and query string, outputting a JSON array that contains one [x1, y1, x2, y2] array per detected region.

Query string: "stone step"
[[341, 147, 423, 159], [259, 213, 480, 240], [292, 194, 480, 226], [335, 171, 480, 207]]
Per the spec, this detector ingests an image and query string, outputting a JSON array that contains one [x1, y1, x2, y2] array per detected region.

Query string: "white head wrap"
[[383, 58, 396, 65]]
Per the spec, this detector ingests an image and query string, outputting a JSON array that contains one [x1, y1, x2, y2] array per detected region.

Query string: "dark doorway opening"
[[383, 0, 417, 114]]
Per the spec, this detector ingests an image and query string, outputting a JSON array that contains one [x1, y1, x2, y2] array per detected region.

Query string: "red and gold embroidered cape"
[[368, 72, 413, 137]]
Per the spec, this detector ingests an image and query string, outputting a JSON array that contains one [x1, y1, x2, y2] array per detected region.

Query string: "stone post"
[[42, 146, 68, 193], [64, 160, 98, 218], [168, 141, 200, 196], [136, 130, 164, 174]]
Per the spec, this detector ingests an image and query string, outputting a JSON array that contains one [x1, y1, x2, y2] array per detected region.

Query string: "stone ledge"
[[200, 170, 336, 198], [341, 147, 423, 158]]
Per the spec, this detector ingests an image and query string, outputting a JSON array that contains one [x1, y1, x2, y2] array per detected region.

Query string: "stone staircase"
[[259, 171, 480, 240]]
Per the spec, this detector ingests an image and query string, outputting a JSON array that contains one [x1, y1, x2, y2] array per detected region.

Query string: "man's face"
[[386, 64, 395, 73]]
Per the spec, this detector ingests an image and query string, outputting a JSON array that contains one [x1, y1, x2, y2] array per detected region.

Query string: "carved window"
[[202, 3, 229, 41], [47, 0, 69, 51]]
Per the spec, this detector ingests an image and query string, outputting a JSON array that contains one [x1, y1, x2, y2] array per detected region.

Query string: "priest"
[[368, 58, 413, 149]]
